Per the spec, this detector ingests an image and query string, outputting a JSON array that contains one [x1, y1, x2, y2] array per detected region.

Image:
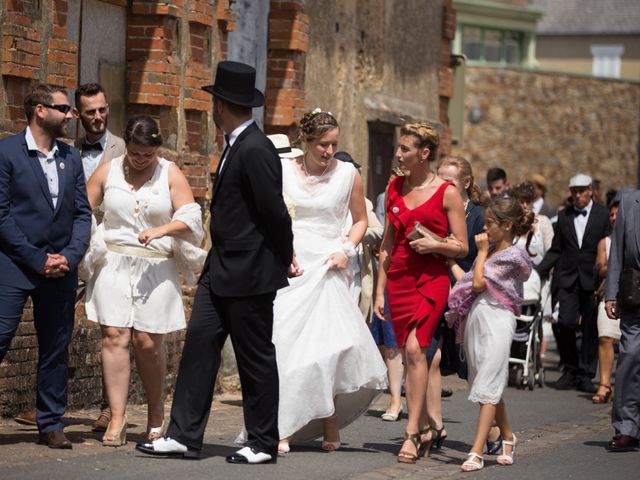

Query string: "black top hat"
[[334, 151, 362, 170], [202, 61, 265, 108]]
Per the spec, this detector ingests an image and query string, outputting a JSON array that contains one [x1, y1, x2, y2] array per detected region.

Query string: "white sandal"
[[461, 451, 484, 471], [497, 434, 517, 465], [147, 421, 166, 442]]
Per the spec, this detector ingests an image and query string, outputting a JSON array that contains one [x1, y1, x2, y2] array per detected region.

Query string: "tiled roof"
[[531, 0, 640, 35]]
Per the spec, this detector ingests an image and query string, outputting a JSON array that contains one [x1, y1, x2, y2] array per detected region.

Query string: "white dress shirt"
[[219, 119, 254, 173], [532, 197, 544, 215], [81, 131, 109, 180], [25, 127, 59, 208], [573, 199, 593, 249]]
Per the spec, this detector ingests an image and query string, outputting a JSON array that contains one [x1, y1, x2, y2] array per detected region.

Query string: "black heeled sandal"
[[430, 425, 447, 450], [486, 434, 503, 455]]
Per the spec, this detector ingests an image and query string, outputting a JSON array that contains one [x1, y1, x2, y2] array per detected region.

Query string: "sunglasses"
[[35, 103, 72, 114]]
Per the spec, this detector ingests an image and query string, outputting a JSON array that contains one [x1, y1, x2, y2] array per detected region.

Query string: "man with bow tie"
[[537, 174, 610, 393], [73, 83, 125, 181]]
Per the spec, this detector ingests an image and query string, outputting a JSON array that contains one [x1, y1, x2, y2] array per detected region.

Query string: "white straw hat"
[[267, 134, 303, 159]]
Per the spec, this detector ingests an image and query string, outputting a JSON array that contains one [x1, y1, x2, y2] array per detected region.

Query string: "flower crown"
[[310, 107, 334, 118]]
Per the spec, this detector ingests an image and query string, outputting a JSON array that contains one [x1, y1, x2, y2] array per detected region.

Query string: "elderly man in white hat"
[[537, 173, 611, 393]]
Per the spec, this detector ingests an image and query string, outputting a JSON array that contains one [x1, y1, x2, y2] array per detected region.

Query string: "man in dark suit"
[[604, 188, 640, 451], [537, 174, 610, 393], [137, 61, 296, 464], [0, 84, 92, 448]]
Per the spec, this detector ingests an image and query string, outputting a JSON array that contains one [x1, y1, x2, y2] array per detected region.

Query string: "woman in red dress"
[[374, 122, 468, 463]]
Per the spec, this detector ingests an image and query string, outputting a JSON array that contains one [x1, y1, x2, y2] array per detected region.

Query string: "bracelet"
[[342, 241, 357, 259]]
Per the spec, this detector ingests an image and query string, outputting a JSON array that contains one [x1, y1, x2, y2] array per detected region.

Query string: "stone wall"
[[453, 66, 640, 205]]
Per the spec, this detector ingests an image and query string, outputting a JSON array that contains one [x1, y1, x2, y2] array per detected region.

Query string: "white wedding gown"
[[275, 159, 387, 443]]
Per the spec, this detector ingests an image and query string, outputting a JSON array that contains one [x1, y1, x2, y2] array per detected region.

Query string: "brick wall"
[[439, 0, 456, 156], [0, 0, 231, 416], [264, 0, 308, 134], [453, 66, 640, 205]]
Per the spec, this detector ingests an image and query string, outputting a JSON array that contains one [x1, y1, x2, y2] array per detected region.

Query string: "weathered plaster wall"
[[304, 0, 443, 191]]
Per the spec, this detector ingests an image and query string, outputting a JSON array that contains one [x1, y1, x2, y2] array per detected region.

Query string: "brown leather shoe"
[[14, 409, 37, 426], [607, 434, 639, 451], [92, 407, 112, 432], [38, 430, 73, 449]]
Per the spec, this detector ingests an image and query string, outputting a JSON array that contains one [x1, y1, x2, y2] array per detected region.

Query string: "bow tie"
[[574, 208, 587, 216], [82, 142, 103, 152]]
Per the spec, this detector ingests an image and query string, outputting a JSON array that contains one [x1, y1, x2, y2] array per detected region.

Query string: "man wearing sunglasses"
[[0, 83, 92, 449]]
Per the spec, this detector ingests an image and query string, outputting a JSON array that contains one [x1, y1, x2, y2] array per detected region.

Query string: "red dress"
[[386, 177, 451, 348]]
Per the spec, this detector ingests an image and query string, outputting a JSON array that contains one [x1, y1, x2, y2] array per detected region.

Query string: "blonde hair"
[[400, 122, 439, 162], [438, 155, 488, 206], [295, 109, 339, 147]]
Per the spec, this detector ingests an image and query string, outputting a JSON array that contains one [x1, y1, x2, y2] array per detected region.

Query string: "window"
[[591, 45, 624, 79], [461, 26, 524, 65]]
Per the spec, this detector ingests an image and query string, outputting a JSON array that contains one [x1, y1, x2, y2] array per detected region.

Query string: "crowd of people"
[[0, 59, 638, 471]]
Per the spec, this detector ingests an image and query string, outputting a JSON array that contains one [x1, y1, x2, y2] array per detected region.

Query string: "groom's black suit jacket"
[[537, 202, 610, 291], [206, 122, 293, 297]]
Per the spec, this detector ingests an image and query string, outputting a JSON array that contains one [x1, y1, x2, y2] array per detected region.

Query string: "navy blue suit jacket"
[[0, 130, 92, 290]]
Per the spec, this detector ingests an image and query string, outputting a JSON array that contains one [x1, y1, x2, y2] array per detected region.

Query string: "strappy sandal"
[[497, 434, 517, 465], [592, 384, 612, 404], [419, 426, 434, 457], [147, 421, 166, 442], [430, 424, 447, 450], [397, 432, 421, 464], [486, 433, 503, 454], [461, 451, 484, 471]]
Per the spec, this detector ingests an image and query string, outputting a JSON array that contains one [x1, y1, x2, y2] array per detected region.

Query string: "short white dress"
[[464, 292, 516, 404], [85, 156, 186, 334], [597, 236, 621, 340]]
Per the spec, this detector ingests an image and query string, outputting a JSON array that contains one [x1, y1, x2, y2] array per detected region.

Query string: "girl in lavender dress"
[[447, 197, 534, 471]]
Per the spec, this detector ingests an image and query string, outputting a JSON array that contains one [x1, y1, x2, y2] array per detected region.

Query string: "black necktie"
[[575, 208, 587, 216], [82, 142, 103, 152]]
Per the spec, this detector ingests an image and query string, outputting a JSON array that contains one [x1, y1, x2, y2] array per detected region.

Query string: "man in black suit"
[[537, 174, 610, 393], [136, 61, 296, 464]]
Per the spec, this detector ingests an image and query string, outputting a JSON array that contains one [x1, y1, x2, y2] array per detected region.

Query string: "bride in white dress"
[[274, 110, 387, 453]]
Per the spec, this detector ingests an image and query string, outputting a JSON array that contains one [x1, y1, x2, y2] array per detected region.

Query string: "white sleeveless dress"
[[275, 159, 387, 442], [85, 156, 186, 333]]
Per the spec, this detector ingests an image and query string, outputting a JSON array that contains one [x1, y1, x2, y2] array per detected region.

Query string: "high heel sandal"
[[322, 414, 341, 451], [418, 426, 434, 457], [397, 432, 421, 464], [496, 434, 517, 465], [461, 452, 484, 471], [147, 420, 166, 442], [102, 416, 127, 447], [486, 433, 503, 455], [278, 439, 291, 454], [592, 384, 612, 404], [430, 424, 447, 450]]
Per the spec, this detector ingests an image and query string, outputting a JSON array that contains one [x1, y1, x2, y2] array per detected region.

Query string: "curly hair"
[[512, 181, 536, 204], [294, 109, 339, 147], [400, 122, 439, 162], [486, 197, 536, 255]]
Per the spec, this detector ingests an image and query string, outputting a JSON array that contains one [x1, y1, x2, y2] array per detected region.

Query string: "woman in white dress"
[[275, 109, 387, 453], [83, 115, 205, 446]]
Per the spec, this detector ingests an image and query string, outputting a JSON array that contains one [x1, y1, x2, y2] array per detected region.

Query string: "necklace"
[[302, 155, 330, 179], [408, 172, 436, 190]]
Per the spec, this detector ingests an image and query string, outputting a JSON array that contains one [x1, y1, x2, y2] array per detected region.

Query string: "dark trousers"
[[556, 283, 598, 379], [613, 309, 640, 438], [166, 272, 279, 455], [0, 282, 75, 433]]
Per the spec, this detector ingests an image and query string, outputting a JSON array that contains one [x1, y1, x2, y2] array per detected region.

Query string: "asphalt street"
[[0, 352, 637, 480]]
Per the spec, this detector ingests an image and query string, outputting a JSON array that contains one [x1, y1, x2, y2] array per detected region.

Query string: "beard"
[[43, 116, 68, 139], [82, 116, 108, 136]]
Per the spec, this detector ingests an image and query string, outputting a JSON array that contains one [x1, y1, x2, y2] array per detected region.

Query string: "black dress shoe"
[[441, 388, 453, 398], [135, 441, 200, 459], [576, 377, 597, 394], [554, 370, 577, 390], [226, 446, 276, 464], [607, 434, 639, 451], [38, 430, 72, 449]]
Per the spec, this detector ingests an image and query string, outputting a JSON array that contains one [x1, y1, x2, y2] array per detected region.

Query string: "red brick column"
[[439, 0, 456, 155], [264, 0, 308, 134]]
